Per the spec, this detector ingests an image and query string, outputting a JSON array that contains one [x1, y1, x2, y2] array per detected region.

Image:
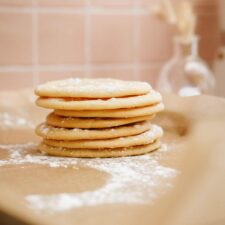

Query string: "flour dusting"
[[0, 143, 178, 212], [0, 143, 77, 167]]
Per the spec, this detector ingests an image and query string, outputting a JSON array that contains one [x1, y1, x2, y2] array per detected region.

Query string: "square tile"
[[199, 36, 220, 60], [0, 0, 31, 6], [138, 66, 161, 88], [196, 14, 220, 40], [91, 15, 134, 63], [90, 68, 135, 80], [196, 14, 220, 60], [38, 14, 85, 65], [194, 0, 217, 7], [91, 0, 133, 7], [38, 71, 85, 83], [139, 0, 158, 7], [38, 0, 84, 7], [0, 73, 33, 90], [139, 15, 174, 62], [0, 13, 32, 65], [194, 0, 219, 14]]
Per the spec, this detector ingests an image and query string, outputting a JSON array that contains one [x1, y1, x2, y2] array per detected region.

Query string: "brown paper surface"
[[0, 89, 225, 225]]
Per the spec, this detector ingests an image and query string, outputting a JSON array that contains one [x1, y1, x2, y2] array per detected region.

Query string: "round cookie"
[[35, 121, 152, 140], [46, 113, 154, 128], [43, 125, 163, 149], [38, 140, 161, 158], [36, 91, 162, 110], [54, 103, 164, 118], [35, 78, 151, 98]]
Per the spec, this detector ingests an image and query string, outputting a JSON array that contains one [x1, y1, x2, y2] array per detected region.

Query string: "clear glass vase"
[[157, 36, 216, 96]]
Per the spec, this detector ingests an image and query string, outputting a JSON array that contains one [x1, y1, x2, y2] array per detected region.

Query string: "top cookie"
[[35, 78, 151, 98]]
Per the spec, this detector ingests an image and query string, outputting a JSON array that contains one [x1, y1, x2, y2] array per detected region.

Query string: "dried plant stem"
[[152, 0, 196, 41]]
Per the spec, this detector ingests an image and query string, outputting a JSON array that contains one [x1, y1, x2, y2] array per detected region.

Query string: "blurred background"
[[0, 0, 224, 96]]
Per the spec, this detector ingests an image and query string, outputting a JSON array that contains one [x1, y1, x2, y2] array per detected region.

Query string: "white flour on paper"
[[0, 143, 77, 168], [0, 143, 178, 212]]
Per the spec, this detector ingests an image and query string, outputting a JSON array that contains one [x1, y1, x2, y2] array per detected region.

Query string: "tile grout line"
[[32, 0, 39, 85], [0, 63, 164, 73], [133, 0, 141, 80], [0, 6, 147, 15], [0, 6, 215, 16], [84, 0, 91, 77]]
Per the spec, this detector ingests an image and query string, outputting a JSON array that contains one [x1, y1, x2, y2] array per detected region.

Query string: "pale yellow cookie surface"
[[54, 103, 164, 118], [35, 121, 152, 140], [36, 91, 162, 110], [43, 125, 163, 149], [46, 112, 154, 128], [35, 78, 151, 98], [39, 140, 161, 158]]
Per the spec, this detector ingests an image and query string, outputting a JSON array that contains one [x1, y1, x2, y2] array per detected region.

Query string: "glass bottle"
[[157, 36, 216, 96]]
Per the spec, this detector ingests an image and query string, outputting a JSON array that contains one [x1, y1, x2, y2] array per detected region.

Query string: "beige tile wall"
[[0, 0, 220, 90]]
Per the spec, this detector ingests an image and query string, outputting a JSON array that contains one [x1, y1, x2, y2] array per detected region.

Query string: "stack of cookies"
[[35, 78, 164, 158]]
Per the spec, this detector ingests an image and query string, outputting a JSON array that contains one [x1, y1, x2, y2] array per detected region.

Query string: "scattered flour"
[[0, 142, 178, 212], [40, 126, 49, 134], [0, 143, 77, 168]]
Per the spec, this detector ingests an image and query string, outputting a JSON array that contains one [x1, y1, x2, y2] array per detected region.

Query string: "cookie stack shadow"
[[35, 78, 164, 158]]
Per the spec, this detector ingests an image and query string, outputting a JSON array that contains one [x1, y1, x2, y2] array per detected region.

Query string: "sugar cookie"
[[54, 103, 164, 118], [35, 78, 151, 98], [35, 121, 152, 140], [39, 140, 161, 158], [43, 125, 163, 149], [36, 91, 162, 110], [46, 113, 154, 128]]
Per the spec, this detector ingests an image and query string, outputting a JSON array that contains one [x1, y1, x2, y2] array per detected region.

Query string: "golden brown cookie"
[[39, 140, 161, 158], [54, 103, 164, 118], [46, 112, 154, 128], [36, 91, 162, 110], [43, 125, 163, 149], [35, 121, 152, 140], [35, 78, 151, 98]]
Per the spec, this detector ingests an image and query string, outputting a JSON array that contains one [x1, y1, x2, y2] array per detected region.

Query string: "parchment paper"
[[0, 89, 225, 225]]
